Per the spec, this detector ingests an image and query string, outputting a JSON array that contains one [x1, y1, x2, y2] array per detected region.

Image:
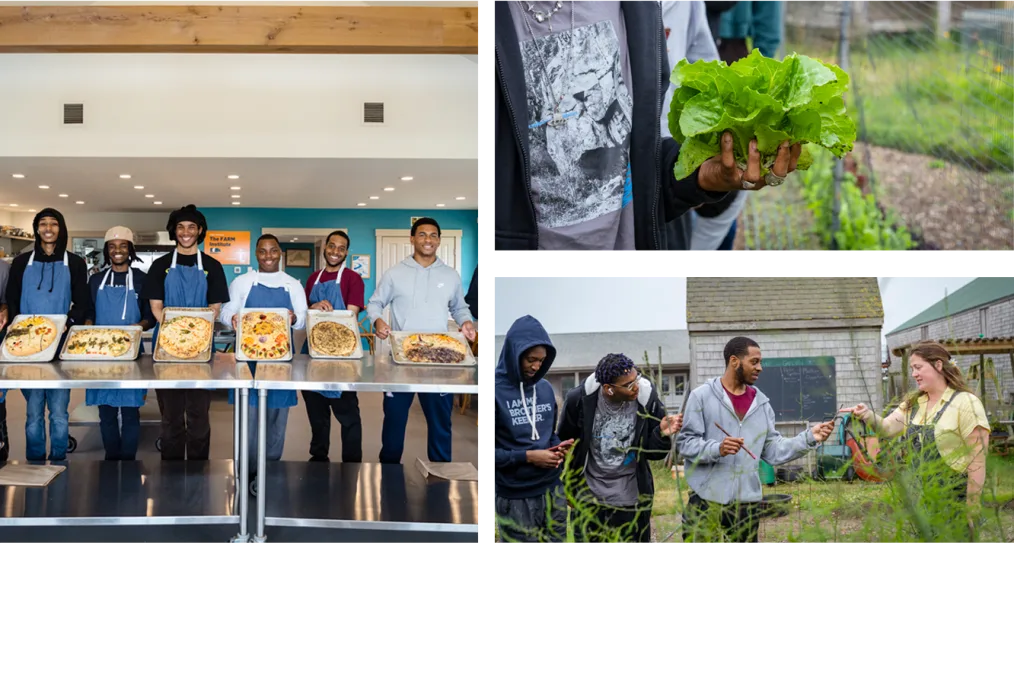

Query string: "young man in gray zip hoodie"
[[368, 218, 476, 463], [676, 337, 834, 542]]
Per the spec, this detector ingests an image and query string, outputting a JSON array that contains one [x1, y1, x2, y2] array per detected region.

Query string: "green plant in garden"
[[668, 50, 857, 180]]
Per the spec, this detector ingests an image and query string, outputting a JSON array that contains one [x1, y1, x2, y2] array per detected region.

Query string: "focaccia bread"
[[401, 333, 467, 364], [159, 315, 213, 359], [240, 311, 290, 360], [64, 328, 134, 358], [309, 321, 357, 357], [4, 316, 59, 357]]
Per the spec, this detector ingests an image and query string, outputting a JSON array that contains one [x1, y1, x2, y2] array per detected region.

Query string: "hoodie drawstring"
[[519, 383, 539, 441], [36, 261, 55, 293]]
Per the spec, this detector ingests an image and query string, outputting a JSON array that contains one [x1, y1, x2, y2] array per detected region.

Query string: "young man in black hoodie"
[[5, 208, 91, 461], [495, 315, 574, 542], [558, 353, 682, 541], [495, 1, 801, 250]]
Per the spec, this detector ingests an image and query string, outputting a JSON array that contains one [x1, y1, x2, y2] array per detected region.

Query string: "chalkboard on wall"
[[758, 357, 836, 422]]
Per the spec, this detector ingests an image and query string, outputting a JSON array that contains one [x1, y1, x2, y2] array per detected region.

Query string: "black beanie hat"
[[166, 204, 208, 244]]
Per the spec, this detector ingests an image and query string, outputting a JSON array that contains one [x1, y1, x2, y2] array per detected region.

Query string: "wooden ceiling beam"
[[0, 5, 478, 54]]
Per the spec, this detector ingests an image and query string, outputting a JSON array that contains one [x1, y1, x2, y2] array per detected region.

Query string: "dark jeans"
[[303, 391, 362, 462], [496, 484, 568, 543], [0, 399, 8, 462], [683, 493, 760, 543], [156, 389, 211, 460], [98, 405, 141, 461], [572, 497, 652, 543]]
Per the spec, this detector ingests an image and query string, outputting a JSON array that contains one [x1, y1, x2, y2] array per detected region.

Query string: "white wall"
[[0, 53, 476, 159]]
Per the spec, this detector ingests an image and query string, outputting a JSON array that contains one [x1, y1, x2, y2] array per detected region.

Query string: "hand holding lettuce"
[[669, 50, 857, 182]]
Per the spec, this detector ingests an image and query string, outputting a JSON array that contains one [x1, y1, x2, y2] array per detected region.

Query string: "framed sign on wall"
[[205, 231, 251, 265], [285, 248, 312, 267], [351, 254, 370, 279]]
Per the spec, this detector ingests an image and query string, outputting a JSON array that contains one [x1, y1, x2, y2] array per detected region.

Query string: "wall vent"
[[63, 103, 84, 124], [363, 102, 385, 125]]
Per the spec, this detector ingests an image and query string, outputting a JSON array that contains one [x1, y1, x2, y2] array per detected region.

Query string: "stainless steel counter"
[[252, 354, 478, 393], [0, 353, 255, 389]]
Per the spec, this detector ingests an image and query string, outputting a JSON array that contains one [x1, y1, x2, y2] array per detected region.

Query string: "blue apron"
[[228, 273, 297, 409], [302, 268, 346, 399], [85, 268, 146, 408], [152, 250, 210, 349]]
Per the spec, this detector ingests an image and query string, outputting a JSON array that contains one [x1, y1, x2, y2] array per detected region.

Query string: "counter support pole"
[[232, 388, 251, 543], [232, 388, 241, 498], [254, 388, 268, 543]]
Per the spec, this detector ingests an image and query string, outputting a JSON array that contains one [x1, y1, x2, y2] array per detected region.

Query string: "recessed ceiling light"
[[39, 185, 49, 189], [8, 203, 18, 207], [58, 194, 68, 198], [357, 202, 366, 206], [119, 174, 131, 179], [232, 202, 241, 206], [383, 187, 395, 192], [75, 200, 85, 204], [144, 194, 154, 198], [292, 237, 298, 241], [227, 175, 240, 179], [455, 196, 466, 200], [369, 196, 379, 200], [153, 201, 162, 205], [401, 176, 413, 181], [435, 203, 445, 207], [134, 186, 144, 190], [12, 174, 24, 179], [230, 186, 241, 191], [231, 195, 240, 199]]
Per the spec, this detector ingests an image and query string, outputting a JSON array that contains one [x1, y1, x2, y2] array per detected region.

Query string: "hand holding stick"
[[714, 422, 756, 460]]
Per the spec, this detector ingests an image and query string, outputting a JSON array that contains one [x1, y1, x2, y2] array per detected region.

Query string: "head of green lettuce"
[[668, 50, 857, 181]]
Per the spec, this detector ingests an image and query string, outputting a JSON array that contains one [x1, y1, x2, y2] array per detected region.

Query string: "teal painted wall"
[[278, 242, 315, 287], [199, 208, 478, 303]]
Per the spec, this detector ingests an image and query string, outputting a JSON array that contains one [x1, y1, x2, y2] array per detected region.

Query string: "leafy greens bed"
[[668, 50, 858, 180]]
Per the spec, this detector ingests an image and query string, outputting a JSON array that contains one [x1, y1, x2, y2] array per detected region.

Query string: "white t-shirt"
[[660, 0, 749, 250], [220, 269, 308, 330]]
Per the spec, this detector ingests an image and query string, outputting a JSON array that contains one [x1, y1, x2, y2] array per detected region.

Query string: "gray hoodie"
[[676, 377, 817, 505], [366, 256, 472, 332]]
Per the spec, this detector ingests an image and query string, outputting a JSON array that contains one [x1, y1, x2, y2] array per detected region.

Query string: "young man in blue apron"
[[221, 234, 307, 474], [301, 230, 364, 462], [4, 208, 92, 461], [85, 227, 155, 461], [141, 205, 230, 460], [368, 218, 476, 463], [0, 258, 10, 461]]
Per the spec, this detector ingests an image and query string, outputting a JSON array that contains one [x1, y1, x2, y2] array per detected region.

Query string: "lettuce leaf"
[[669, 50, 856, 180]]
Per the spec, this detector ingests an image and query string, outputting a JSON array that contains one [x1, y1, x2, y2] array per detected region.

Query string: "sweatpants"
[[156, 390, 211, 460], [379, 392, 453, 463], [302, 391, 362, 462], [495, 484, 568, 543]]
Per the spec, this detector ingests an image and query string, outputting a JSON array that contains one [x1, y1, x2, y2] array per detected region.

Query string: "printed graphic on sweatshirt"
[[505, 395, 554, 430], [522, 20, 633, 230]]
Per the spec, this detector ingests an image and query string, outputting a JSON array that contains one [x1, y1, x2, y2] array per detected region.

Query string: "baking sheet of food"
[[1, 314, 68, 363], [388, 331, 475, 367], [235, 308, 293, 362], [59, 324, 143, 361], [154, 307, 216, 363], [306, 309, 363, 360]]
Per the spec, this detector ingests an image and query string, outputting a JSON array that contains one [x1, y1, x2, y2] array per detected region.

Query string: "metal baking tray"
[[154, 307, 216, 363], [1, 313, 68, 363], [234, 308, 293, 362], [306, 309, 363, 360], [57, 360, 143, 381], [59, 324, 143, 361], [305, 357, 364, 384], [388, 331, 476, 367]]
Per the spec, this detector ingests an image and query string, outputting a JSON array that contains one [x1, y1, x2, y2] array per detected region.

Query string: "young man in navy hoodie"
[[495, 315, 574, 542]]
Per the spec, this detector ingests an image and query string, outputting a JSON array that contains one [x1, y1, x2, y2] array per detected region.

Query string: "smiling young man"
[[141, 205, 230, 461], [676, 337, 835, 542], [301, 229, 365, 463], [221, 234, 308, 475], [5, 208, 91, 461], [84, 227, 155, 461], [368, 218, 476, 464]]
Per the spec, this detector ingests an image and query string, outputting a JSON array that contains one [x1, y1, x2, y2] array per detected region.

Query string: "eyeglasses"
[[610, 372, 640, 392]]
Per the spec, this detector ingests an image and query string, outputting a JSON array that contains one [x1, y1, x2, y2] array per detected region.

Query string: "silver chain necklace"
[[517, 1, 576, 128], [524, 1, 564, 31]]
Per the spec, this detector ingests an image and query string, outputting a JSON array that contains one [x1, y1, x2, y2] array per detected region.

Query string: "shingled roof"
[[686, 278, 883, 331]]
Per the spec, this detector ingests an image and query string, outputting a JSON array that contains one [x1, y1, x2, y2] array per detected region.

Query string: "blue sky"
[[494, 277, 976, 339]]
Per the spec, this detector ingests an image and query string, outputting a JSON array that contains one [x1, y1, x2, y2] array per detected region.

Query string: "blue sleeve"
[[752, 0, 783, 58], [495, 447, 528, 468]]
